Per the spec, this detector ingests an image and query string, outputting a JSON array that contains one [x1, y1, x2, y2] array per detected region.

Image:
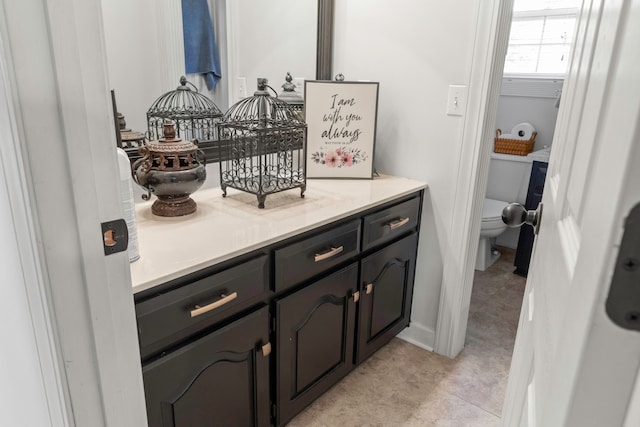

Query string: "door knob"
[[502, 203, 543, 235]]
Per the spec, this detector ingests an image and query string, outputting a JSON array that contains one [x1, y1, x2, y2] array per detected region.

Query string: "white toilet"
[[475, 147, 551, 271], [476, 198, 509, 271]]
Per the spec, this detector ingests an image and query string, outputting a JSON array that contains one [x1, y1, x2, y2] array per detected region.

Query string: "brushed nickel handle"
[[387, 217, 410, 230], [190, 292, 238, 318], [261, 342, 271, 357], [314, 245, 344, 262], [353, 291, 360, 302], [365, 283, 373, 294]]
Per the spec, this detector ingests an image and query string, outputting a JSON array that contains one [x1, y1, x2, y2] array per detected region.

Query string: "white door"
[[502, 0, 640, 426]]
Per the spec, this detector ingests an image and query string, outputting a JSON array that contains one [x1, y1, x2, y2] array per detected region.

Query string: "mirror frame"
[[316, 0, 334, 80]]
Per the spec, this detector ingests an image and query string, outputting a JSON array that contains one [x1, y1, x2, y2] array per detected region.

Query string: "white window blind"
[[504, 0, 579, 76]]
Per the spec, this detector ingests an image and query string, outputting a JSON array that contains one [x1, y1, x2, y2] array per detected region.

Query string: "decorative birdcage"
[[146, 76, 223, 142], [217, 78, 306, 209]]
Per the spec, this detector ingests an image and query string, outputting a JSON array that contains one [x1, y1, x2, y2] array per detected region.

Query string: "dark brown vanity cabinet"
[[134, 190, 423, 427], [275, 263, 358, 426], [357, 233, 418, 364], [142, 306, 271, 427]]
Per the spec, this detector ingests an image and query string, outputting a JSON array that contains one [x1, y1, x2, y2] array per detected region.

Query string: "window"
[[504, 0, 580, 76]]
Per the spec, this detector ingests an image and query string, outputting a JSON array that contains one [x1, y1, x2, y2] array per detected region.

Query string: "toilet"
[[476, 198, 509, 271], [475, 147, 551, 271]]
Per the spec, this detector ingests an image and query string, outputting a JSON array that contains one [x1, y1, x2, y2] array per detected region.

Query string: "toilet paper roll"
[[511, 122, 535, 140]]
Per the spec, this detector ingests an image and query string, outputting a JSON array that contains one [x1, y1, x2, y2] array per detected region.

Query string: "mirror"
[[101, 0, 333, 137]]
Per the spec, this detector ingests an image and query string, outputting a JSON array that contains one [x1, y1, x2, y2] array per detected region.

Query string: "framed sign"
[[304, 80, 379, 179]]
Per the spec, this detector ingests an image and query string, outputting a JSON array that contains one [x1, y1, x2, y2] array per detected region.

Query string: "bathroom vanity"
[[130, 175, 426, 426]]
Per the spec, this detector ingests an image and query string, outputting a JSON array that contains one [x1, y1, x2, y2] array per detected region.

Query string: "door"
[[357, 233, 418, 364], [502, 1, 640, 426], [143, 306, 271, 427], [276, 263, 358, 426]]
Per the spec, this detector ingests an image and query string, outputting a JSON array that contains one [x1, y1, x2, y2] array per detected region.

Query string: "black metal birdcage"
[[146, 76, 223, 143], [217, 78, 307, 208]]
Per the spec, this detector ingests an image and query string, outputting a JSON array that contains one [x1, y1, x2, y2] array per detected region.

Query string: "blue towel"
[[182, 0, 221, 90]]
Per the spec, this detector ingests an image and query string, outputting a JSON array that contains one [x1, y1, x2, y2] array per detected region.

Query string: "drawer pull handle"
[[261, 342, 272, 357], [365, 283, 373, 294], [314, 245, 344, 262], [387, 217, 410, 230], [190, 292, 238, 318]]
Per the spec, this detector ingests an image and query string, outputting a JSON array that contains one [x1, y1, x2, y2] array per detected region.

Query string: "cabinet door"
[[514, 161, 548, 276], [356, 233, 418, 364], [142, 306, 271, 427], [276, 263, 358, 426]]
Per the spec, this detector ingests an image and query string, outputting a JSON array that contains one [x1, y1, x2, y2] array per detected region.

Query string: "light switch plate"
[[447, 84, 468, 116], [237, 77, 247, 100]]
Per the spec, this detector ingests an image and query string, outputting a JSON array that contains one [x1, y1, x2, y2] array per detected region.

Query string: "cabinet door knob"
[[352, 291, 360, 302], [387, 217, 410, 230], [314, 245, 344, 262], [365, 283, 373, 294], [190, 292, 238, 318]]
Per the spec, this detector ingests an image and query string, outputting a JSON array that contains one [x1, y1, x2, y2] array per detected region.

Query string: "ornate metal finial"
[[177, 75, 195, 91]]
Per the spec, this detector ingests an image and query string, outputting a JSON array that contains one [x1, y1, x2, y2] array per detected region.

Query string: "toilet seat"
[[482, 198, 508, 223]]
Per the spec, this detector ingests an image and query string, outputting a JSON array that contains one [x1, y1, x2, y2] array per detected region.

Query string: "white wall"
[[333, 0, 480, 348], [495, 77, 562, 151], [0, 158, 51, 427], [101, 0, 166, 133], [228, 0, 316, 103], [101, 0, 226, 134]]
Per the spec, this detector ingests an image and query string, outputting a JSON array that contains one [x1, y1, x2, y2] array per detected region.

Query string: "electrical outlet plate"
[[447, 84, 468, 116]]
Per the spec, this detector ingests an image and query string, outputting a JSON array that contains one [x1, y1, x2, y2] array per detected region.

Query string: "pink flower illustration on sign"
[[325, 151, 340, 167], [311, 147, 368, 168], [341, 152, 353, 167]]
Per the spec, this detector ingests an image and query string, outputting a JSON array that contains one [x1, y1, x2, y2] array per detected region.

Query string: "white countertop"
[[130, 175, 427, 294]]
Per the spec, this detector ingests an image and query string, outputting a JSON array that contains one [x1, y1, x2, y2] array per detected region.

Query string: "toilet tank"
[[486, 147, 552, 205], [486, 153, 533, 205]]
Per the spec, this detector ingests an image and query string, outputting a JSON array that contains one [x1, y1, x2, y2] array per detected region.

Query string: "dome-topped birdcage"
[[147, 76, 223, 142], [217, 78, 307, 208]]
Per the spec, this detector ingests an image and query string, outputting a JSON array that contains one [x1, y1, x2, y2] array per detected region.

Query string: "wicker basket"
[[494, 129, 536, 156]]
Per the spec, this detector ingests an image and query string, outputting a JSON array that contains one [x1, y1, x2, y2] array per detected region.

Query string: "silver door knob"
[[502, 203, 543, 235]]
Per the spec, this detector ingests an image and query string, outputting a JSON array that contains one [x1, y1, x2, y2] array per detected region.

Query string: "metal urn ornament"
[[278, 72, 304, 114], [132, 120, 206, 217], [217, 78, 307, 209]]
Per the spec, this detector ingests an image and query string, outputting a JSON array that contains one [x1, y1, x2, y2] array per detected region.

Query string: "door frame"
[[434, 0, 514, 357], [1, 0, 147, 425]]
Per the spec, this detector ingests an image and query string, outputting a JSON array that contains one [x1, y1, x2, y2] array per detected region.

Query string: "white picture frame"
[[304, 80, 379, 179]]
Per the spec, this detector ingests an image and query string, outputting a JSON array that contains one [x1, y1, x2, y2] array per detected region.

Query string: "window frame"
[[503, 6, 579, 79]]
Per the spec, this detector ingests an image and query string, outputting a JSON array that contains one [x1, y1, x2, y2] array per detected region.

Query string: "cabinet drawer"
[[136, 254, 269, 359], [274, 219, 360, 292], [362, 196, 421, 250]]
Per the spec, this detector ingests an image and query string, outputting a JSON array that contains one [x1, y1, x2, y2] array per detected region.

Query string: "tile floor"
[[287, 247, 527, 427]]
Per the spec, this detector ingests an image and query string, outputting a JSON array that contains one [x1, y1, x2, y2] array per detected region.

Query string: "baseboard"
[[397, 323, 435, 352]]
